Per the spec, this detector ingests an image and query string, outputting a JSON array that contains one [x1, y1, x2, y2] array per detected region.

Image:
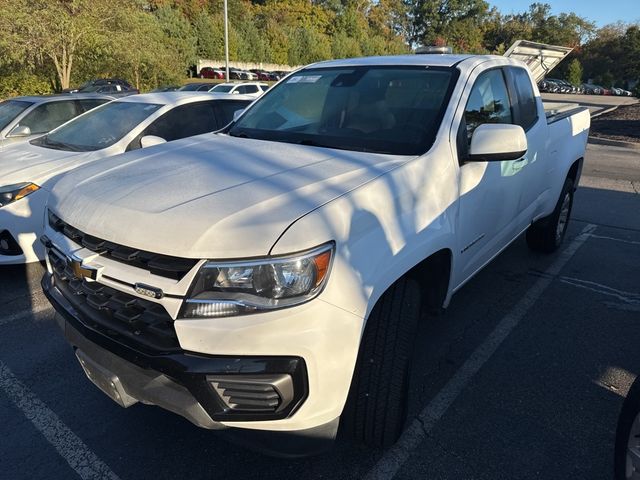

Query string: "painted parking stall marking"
[[364, 223, 597, 480], [0, 361, 120, 480]]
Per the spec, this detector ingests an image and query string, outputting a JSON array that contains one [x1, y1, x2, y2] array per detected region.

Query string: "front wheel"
[[342, 277, 421, 447], [526, 177, 574, 253]]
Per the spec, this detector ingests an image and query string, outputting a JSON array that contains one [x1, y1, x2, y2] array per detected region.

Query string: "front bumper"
[[0, 188, 48, 265], [43, 273, 338, 456]]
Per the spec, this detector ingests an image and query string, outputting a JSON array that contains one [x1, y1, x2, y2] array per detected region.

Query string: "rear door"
[[505, 66, 547, 220]]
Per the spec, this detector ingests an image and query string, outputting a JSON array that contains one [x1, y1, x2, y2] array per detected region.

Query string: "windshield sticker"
[[287, 75, 321, 84]]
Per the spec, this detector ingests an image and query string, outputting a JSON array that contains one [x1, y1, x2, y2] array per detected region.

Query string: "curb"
[[590, 105, 619, 119], [588, 136, 640, 150]]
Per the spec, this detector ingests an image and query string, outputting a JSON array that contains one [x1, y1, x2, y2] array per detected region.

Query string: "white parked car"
[[0, 94, 111, 149], [209, 82, 268, 98], [0, 92, 253, 264], [42, 54, 590, 456]]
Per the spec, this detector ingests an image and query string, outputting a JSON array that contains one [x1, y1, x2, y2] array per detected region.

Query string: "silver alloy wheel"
[[555, 192, 571, 242], [627, 412, 640, 479]]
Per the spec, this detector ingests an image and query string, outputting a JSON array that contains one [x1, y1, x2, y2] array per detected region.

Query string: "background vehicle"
[[0, 92, 253, 264], [63, 78, 133, 94], [199, 67, 224, 79], [209, 82, 268, 97], [178, 83, 213, 92], [150, 86, 180, 93], [582, 83, 602, 94], [42, 53, 589, 457], [0, 94, 111, 148], [77, 83, 139, 97]]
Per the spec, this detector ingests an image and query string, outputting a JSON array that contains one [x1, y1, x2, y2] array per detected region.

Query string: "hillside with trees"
[[0, 0, 637, 96]]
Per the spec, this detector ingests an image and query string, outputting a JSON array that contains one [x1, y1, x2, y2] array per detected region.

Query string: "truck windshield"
[[0, 100, 33, 131], [31, 101, 161, 152], [228, 66, 457, 155]]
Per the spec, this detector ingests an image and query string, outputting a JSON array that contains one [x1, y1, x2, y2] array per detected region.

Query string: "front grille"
[[50, 251, 180, 353], [48, 211, 198, 280]]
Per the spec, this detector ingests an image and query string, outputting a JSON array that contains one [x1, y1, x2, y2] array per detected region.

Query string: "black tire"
[[343, 277, 421, 447], [615, 376, 640, 479], [526, 177, 574, 253]]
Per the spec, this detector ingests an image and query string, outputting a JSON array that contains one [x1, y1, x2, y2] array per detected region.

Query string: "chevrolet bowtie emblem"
[[69, 255, 103, 281]]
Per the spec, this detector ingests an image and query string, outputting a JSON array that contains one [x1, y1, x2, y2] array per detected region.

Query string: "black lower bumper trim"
[[42, 272, 308, 423]]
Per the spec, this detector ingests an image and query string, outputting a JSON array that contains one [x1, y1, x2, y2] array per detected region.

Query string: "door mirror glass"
[[468, 124, 527, 162], [8, 125, 31, 137], [140, 135, 166, 149]]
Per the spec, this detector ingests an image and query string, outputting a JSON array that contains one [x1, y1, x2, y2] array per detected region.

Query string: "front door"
[[454, 67, 529, 286]]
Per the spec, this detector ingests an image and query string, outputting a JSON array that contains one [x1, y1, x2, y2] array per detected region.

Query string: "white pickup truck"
[[41, 53, 590, 456]]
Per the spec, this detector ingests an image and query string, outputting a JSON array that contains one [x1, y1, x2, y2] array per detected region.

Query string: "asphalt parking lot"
[[1, 139, 639, 479]]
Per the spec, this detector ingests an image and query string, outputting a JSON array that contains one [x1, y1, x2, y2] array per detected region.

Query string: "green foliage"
[[0, 0, 636, 95], [566, 59, 583, 86], [0, 72, 53, 98]]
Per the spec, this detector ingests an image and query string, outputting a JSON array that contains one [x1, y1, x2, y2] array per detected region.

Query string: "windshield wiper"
[[228, 130, 250, 139], [41, 137, 84, 152], [298, 138, 333, 148]]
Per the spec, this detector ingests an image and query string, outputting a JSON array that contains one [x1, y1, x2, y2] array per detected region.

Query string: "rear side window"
[[213, 100, 252, 128], [128, 101, 218, 150], [463, 69, 513, 144], [511, 67, 538, 130], [17, 100, 78, 134], [77, 99, 109, 114]]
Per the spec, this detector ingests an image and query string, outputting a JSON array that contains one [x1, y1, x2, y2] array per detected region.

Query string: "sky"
[[488, 0, 640, 27]]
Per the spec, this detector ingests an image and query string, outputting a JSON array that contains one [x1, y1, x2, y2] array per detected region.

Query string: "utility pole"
[[224, 0, 230, 81]]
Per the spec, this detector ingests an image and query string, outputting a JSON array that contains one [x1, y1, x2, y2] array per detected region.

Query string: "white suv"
[[209, 82, 268, 98]]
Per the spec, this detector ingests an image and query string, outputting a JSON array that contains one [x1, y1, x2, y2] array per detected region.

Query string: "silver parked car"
[[0, 94, 112, 148]]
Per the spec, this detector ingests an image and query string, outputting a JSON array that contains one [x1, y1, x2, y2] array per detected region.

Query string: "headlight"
[[182, 243, 334, 318], [0, 183, 40, 208]]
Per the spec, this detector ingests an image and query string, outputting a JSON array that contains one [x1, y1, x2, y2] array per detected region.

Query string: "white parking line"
[[364, 223, 597, 480], [588, 233, 640, 246], [0, 303, 52, 327], [0, 361, 120, 480]]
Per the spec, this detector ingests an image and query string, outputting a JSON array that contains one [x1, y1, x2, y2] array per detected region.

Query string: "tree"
[[0, 0, 125, 89], [566, 58, 583, 86]]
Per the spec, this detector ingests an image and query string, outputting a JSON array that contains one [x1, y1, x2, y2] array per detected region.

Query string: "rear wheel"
[[526, 177, 574, 253], [343, 277, 421, 447]]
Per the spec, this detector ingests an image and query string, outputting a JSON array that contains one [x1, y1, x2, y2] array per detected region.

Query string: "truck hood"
[[0, 141, 85, 188], [50, 133, 409, 258]]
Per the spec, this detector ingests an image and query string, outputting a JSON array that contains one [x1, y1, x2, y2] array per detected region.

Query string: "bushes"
[[0, 72, 53, 99]]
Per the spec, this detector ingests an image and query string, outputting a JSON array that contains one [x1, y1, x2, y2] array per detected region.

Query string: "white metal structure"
[[0, 92, 253, 264], [42, 54, 590, 456]]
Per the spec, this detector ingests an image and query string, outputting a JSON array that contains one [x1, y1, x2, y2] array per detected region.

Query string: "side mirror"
[[233, 109, 245, 122], [8, 125, 32, 137], [140, 135, 167, 149], [232, 90, 240, 95], [468, 124, 527, 162]]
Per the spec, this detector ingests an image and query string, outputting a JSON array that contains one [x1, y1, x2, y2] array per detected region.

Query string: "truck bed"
[[543, 101, 588, 124]]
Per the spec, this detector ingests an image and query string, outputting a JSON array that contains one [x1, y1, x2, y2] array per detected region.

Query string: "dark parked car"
[[178, 83, 214, 92], [150, 86, 180, 93], [64, 78, 134, 94], [77, 83, 139, 97]]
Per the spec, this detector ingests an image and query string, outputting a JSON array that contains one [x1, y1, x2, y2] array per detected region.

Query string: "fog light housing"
[[208, 374, 294, 413], [0, 230, 22, 256]]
